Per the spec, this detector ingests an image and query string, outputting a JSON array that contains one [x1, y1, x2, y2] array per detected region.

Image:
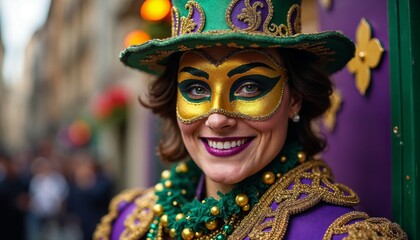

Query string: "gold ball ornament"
[[205, 219, 218, 230], [161, 170, 171, 179], [280, 155, 287, 163], [181, 228, 194, 240], [195, 231, 203, 237], [153, 204, 164, 216], [154, 183, 164, 192], [242, 204, 251, 211], [262, 171, 276, 185], [176, 162, 189, 173], [235, 193, 249, 207], [164, 180, 173, 188], [210, 206, 220, 216], [176, 213, 185, 221], [297, 151, 307, 163], [161, 214, 168, 226], [169, 228, 177, 238]]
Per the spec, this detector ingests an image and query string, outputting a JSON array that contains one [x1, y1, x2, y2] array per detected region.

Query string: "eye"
[[184, 84, 210, 100], [179, 80, 211, 102], [189, 85, 209, 98], [235, 82, 261, 98]]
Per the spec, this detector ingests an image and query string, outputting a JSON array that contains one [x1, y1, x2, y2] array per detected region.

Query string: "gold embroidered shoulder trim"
[[323, 211, 407, 240], [230, 159, 359, 239], [94, 188, 145, 240], [120, 189, 157, 240]]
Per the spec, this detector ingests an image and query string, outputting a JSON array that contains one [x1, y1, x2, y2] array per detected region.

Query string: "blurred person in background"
[[0, 148, 29, 240], [27, 156, 68, 240], [66, 152, 113, 240]]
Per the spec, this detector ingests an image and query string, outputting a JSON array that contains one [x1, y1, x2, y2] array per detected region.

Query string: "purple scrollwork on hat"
[[226, 0, 273, 33]]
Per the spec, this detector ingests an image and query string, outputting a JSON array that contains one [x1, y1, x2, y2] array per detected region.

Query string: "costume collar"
[[149, 142, 305, 239]]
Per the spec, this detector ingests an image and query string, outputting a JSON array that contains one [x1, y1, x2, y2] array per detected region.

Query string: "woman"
[[94, 0, 406, 239]]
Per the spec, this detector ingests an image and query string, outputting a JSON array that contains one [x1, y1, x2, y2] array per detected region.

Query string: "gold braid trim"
[[93, 188, 146, 240], [120, 189, 157, 240], [230, 159, 359, 239], [323, 211, 407, 240]]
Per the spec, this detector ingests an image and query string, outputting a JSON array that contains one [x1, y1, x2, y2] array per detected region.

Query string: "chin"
[[204, 167, 247, 185]]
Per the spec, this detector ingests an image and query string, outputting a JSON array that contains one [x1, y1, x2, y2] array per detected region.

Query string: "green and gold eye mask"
[[176, 49, 288, 124]]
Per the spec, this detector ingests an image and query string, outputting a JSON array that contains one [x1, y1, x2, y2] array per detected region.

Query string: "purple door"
[[318, 0, 391, 218]]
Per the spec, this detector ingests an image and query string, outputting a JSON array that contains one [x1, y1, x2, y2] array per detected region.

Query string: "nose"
[[205, 113, 237, 131]]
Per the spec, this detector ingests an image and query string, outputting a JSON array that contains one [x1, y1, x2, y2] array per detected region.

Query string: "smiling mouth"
[[201, 137, 254, 157]]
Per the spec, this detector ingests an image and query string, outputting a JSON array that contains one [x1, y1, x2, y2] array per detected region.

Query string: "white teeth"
[[207, 139, 247, 149]]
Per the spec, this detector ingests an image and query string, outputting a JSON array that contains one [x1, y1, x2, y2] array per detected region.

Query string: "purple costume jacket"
[[94, 160, 406, 239]]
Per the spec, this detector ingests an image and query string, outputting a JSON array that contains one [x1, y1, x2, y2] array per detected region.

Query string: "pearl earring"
[[292, 112, 300, 123]]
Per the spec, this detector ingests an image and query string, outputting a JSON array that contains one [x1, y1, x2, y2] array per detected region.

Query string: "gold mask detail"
[[177, 49, 288, 124]]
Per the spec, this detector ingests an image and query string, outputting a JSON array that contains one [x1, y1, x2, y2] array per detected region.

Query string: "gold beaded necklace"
[[147, 142, 307, 240]]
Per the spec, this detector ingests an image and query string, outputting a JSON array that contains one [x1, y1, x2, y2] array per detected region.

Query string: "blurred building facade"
[[0, 0, 163, 189]]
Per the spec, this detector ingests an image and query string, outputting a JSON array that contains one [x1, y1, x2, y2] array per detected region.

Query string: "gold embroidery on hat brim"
[[133, 31, 339, 74]]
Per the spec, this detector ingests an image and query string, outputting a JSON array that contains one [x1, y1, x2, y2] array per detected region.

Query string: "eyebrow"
[[227, 62, 276, 77], [179, 66, 209, 79]]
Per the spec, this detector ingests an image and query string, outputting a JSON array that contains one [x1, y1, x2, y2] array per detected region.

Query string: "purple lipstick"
[[202, 137, 253, 157]]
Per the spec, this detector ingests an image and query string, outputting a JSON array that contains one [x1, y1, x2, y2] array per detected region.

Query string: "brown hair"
[[140, 49, 332, 163], [279, 48, 332, 156]]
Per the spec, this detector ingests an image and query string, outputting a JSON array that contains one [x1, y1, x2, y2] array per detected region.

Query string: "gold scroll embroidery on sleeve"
[[323, 211, 407, 240], [230, 160, 359, 240]]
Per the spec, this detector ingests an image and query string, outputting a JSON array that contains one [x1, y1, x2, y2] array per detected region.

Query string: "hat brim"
[[120, 30, 355, 75]]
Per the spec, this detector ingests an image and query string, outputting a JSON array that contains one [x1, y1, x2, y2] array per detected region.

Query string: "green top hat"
[[120, 0, 355, 75]]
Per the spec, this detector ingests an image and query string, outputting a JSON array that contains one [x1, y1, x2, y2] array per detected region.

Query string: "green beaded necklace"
[[147, 142, 305, 240]]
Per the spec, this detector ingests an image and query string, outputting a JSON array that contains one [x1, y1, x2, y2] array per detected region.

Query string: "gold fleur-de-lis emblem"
[[347, 18, 384, 95]]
